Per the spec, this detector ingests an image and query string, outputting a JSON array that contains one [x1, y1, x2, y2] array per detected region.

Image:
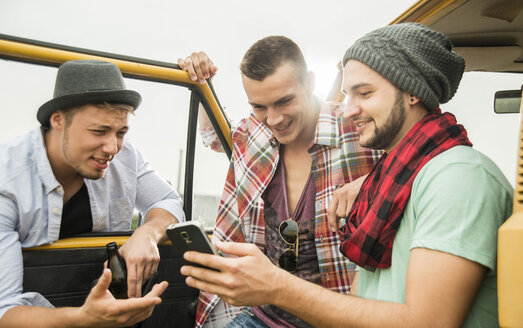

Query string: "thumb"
[[91, 268, 112, 297], [215, 241, 258, 257]]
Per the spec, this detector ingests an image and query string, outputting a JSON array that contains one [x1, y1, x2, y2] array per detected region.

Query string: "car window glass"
[[0, 60, 195, 231], [191, 108, 230, 229], [443, 71, 522, 186]]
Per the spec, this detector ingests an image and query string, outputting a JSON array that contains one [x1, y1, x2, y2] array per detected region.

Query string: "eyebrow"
[[248, 101, 264, 108], [343, 82, 373, 95], [248, 94, 296, 108], [91, 124, 129, 131], [350, 83, 372, 91], [274, 94, 295, 105]]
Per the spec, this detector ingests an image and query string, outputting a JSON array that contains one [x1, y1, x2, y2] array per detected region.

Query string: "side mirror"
[[494, 88, 522, 114]]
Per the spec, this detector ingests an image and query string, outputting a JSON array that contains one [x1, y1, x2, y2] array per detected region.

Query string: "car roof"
[[392, 0, 523, 73]]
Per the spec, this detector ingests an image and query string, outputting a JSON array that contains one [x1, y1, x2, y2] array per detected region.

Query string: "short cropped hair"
[[240, 35, 307, 82]]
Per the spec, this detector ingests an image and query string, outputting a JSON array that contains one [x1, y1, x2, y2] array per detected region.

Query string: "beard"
[[362, 90, 406, 150], [62, 126, 105, 180]]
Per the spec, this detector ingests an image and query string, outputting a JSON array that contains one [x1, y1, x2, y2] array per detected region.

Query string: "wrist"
[[65, 306, 97, 328], [269, 267, 294, 306], [141, 209, 177, 243], [134, 220, 164, 244]]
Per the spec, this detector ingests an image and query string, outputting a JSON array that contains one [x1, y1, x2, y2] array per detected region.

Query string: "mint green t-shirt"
[[357, 146, 513, 327]]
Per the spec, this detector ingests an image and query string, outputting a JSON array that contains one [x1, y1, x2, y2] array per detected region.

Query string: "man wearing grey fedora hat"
[[0, 59, 184, 327], [178, 23, 512, 328]]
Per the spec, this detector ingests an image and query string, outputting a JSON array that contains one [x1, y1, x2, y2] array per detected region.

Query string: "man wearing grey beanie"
[[179, 23, 513, 328]]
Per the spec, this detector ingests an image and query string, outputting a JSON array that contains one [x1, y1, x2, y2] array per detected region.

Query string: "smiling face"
[[242, 61, 317, 147], [58, 104, 129, 180], [342, 60, 412, 153]]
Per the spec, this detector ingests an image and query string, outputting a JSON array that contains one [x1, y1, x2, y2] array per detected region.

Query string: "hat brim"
[[37, 90, 142, 127]]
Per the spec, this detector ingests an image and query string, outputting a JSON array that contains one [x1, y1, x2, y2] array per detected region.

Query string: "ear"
[[49, 111, 66, 131], [305, 71, 315, 94], [408, 94, 421, 106]]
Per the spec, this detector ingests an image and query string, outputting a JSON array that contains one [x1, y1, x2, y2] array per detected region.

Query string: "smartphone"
[[166, 221, 220, 269]]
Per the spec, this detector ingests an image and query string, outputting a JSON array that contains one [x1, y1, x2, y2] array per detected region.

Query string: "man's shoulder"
[[416, 145, 512, 196], [231, 114, 272, 149], [232, 114, 265, 134], [0, 129, 38, 185]]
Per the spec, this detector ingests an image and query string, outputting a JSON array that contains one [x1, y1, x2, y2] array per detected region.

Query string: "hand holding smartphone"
[[166, 221, 221, 270]]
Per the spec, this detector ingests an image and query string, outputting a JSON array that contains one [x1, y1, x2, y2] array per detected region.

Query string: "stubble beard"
[[362, 91, 406, 150], [62, 126, 104, 180]]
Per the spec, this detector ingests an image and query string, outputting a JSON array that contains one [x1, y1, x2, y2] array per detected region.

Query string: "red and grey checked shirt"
[[195, 101, 380, 327]]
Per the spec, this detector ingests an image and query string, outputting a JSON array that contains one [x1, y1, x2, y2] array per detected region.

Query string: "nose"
[[342, 96, 361, 120], [102, 134, 120, 156], [266, 107, 284, 127]]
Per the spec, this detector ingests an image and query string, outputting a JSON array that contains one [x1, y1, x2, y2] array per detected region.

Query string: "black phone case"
[[167, 223, 218, 269]]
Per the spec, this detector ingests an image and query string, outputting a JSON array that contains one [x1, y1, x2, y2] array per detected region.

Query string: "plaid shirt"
[[195, 101, 380, 327]]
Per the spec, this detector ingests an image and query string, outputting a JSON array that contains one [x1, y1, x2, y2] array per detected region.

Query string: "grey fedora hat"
[[38, 59, 142, 127]]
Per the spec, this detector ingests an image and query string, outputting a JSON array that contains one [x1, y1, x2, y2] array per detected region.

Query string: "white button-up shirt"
[[0, 127, 185, 318]]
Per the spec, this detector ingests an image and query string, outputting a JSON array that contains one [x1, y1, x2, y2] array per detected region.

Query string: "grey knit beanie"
[[343, 23, 465, 111]]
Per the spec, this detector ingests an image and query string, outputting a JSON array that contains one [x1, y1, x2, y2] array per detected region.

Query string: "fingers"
[[91, 268, 112, 297], [143, 261, 157, 284], [178, 51, 216, 84], [328, 177, 368, 232], [336, 196, 348, 220], [183, 251, 223, 272], [327, 195, 340, 232], [214, 241, 259, 257], [177, 57, 187, 70], [184, 274, 230, 299], [209, 59, 218, 77], [81, 273, 165, 327], [190, 54, 206, 84], [123, 252, 159, 298], [181, 264, 237, 303], [118, 235, 161, 298], [144, 281, 169, 298], [127, 263, 144, 298]]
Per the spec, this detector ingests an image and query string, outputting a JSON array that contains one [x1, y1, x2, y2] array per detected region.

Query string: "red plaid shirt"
[[195, 101, 380, 327]]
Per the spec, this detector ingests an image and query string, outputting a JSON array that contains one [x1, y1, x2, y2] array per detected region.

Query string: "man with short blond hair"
[[0, 59, 184, 327]]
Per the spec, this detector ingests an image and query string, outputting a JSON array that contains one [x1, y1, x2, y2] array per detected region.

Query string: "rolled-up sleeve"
[[133, 149, 185, 224], [0, 194, 52, 319]]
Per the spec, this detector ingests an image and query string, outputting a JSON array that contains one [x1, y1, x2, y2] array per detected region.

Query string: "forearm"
[[273, 272, 413, 328], [139, 208, 178, 244], [1, 305, 91, 328]]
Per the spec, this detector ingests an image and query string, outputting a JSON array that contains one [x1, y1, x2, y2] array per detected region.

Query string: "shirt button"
[[52, 208, 59, 215], [56, 187, 64, 195]]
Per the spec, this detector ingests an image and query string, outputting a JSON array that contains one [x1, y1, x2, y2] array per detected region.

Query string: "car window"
[[443, 71, 522, 186], [0, 59, 231, 231], [126, 79, 190, 192], [191, 108, 230, 229]]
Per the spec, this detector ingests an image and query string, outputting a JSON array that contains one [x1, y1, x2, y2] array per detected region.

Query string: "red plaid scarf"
[[339, 110, 472, 270]]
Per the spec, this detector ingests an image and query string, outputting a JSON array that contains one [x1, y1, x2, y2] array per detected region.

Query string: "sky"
[[0, 0, 521, 202]]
